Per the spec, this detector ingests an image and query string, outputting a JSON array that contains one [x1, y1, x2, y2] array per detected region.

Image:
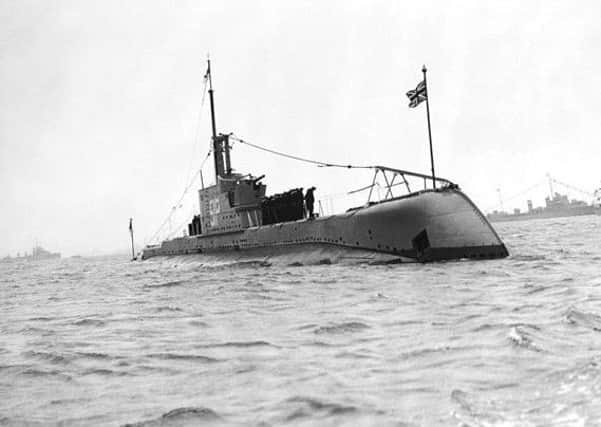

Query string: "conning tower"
[[190, 60, 267, 236]]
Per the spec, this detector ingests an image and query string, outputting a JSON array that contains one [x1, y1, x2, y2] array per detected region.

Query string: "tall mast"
[[206, 59, 230, 180], [207, 59, 217, 143], [207, 59, 221, 181]]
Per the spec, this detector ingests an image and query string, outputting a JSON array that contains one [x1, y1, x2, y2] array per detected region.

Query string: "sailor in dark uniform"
[[305, 187, 316, 219]]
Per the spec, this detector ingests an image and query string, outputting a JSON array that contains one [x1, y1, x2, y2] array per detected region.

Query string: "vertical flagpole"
[[129, 218, 135, 260], [422, 65, 436, 189]]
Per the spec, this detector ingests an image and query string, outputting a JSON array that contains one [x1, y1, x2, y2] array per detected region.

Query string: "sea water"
[[1, 216, 600, 426]]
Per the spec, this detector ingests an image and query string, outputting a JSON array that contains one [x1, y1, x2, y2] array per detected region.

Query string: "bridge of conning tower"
[[195, 132, 268, 235], [196, 171, 267, 235]]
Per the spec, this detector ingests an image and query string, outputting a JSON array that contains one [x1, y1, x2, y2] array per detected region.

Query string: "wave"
[[18, 368, 72, 381], [75, 351, 111, 360], [129, 365, 181, 375], [306, 340, 342, 348], [525, 285, 548, 295], [154, 305, 183, 312], [73, 318, 105, 327], [334, 350, 373, 360], [123, 406, 222, 427], [282, 396, 358, 422], [49, 397, 90, 406], [314, 321, 370, 335], [450, 389, 475, 415], [151, 245, 406, 269], [510, 254, 547, 262], [0, 363, 31, 372], [508, 326, 541, 352], [397, 345, 456, 361], [22, 350, 71, 365], [472, 323, 497, 332], [146, 353, 220, 363], [188, 319, 209, 327], [196, 340, 276, 349], [450, 389, 507, 425], [19, 326, 52, 335], [366, 258, 404, 265], [143, 280, 187, 289], [0, 416, 46, 426], [296, 323, 319, 330], [180, 260, 273, 272], [564, 307, 601, 331], [81, 368, 131, 377]]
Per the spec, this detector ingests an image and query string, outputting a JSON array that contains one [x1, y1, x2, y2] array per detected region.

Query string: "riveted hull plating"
[[142, 188, 508, 263]]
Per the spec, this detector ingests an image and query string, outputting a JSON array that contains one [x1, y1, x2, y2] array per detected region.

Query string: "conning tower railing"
[[350, 166, 457, 204]]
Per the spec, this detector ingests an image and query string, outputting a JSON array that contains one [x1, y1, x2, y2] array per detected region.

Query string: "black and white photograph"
[[1, 1, 601, 425]]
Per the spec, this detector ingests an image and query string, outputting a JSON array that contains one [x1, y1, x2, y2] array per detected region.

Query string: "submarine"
[[141, 61, 508, 263]]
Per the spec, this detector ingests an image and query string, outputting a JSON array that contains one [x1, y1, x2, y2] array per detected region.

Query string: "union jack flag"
[[406, 80, 427, 108]]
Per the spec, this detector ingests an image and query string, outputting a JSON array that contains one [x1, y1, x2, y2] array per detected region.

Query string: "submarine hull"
[[142, 188, 508, 263]]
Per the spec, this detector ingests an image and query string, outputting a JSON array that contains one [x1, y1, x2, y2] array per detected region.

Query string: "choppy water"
[[1, 216, 601, 426]]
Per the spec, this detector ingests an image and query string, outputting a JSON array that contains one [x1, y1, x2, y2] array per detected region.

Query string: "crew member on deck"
[[305, 187, 316, 219]]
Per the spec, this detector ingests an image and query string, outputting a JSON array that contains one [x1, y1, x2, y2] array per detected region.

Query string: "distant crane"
[[546, 173, 554, 198], [496, 188, 504, 212], [487, 175, 601, 213], [546, 175, 601, 206], [549, 176, 594, 198]]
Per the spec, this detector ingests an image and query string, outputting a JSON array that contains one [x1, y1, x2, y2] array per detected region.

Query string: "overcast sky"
[[1, 0, 600, 256]]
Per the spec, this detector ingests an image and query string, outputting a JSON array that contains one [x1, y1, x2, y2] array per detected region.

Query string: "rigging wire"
[[151, 128, 442, 242], [229, 135, 374, 170], [186, 76, 210, 176], [151, 132, 373, 243], [550, 177, 595, 197], [147, 148, 212, 244], [178, 73, 210, 206], [146, 67, 211, 245], [194, 77, 209, 143], [485, 179, 546, 212], [487, 175, 601, 213], [166, 204, 198, 240]]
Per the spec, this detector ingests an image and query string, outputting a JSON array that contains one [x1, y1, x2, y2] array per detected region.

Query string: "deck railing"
[[350, 166, 456, 204], [315, 166, 458, 216]]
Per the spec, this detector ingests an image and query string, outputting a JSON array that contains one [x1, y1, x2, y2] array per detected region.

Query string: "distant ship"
[[141, 61, 508, 263], [2, 246, 61, 262], [488, 178, 601, 223]]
